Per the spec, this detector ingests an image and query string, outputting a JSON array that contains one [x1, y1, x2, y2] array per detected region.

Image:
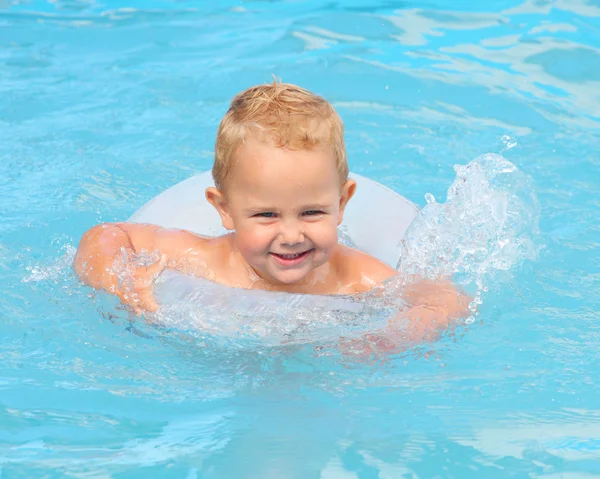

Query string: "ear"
[[205, 187, 235, 230], [337, 179, 357, 226]]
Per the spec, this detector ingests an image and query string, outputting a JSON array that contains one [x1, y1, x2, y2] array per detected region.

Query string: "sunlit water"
[[1, 1, 600, 477]]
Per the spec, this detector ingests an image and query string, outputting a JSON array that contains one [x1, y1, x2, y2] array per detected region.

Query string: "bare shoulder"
[[117, 222, 207, 253], [116, 223, 236, 275], [333, 245, 398, 293]]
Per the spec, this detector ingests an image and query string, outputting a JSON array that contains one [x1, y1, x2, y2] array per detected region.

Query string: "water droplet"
[[501, 135, 517, 151]]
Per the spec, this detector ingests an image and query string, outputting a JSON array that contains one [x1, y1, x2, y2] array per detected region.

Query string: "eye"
[[303, 210, 324, 217], [255, 212, 276, 218]]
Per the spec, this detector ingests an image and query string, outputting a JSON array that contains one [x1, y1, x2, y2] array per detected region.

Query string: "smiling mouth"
[[275, 252, 306, 259], [270, 249, 313, 264]]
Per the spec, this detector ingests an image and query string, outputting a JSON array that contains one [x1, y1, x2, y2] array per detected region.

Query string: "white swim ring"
[[128, 172, 418, 340]]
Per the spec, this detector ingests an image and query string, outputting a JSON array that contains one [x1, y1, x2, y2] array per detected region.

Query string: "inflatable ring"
[[128, 171, 418, 338]]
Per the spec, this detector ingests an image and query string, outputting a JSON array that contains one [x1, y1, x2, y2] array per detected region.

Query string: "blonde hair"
[[213, 81, 347, 189]]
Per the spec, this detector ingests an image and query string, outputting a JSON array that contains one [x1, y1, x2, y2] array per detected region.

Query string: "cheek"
[[309, 221, 339, 248], [235, 225, 274, 255]]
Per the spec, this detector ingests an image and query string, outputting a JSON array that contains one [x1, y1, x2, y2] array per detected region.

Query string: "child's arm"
[[394, 279, 471, 341], [342, 279, 471, 357], [340, 250, 472, 355], [73, 222, 205, 314]]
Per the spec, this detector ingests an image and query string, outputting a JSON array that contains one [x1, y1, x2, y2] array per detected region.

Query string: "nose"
[[279, 218, 304, 245]]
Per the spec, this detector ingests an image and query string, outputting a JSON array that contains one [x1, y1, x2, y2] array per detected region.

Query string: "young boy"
[[74, 82, 468, 342]]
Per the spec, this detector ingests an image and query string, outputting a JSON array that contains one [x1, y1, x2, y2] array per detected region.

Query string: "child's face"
[[208, 137, 355, 287]]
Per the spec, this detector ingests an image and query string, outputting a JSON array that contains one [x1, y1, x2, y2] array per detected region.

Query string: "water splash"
[[153, 271, 398, 347], [395, 153, 540, 321], [22, 245, 77, 283]]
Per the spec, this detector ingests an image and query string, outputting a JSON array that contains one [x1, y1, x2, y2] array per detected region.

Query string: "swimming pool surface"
[[1, 0, 600, 477]]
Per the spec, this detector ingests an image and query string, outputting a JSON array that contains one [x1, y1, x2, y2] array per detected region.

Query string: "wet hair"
[[213, 81, 347, 189]]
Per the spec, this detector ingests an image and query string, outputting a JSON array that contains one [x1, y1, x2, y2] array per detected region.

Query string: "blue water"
[[2, 0, 600, 477]]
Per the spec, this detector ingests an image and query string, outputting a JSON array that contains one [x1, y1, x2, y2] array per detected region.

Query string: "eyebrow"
[[244, 203, 332, 213], [300, 204, 331, 210]]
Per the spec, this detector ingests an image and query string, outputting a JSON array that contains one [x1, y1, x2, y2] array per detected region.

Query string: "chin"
[[267, 265, 316, 285], [271, 272, 310, 286]]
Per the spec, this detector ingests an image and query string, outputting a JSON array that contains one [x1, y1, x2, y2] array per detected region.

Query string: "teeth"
[[276, 252, 304, 259]]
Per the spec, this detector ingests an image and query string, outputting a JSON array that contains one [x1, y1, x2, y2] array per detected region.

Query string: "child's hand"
[[340, 280, 471, 358], [403, 279, 470, 313], [391, 279, 471, 342], [400, 304, 457, 342], [114, 254, 168, 316]]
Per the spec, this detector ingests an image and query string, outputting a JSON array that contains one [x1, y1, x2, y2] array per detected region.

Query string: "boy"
[[74, 82, 468, 342]]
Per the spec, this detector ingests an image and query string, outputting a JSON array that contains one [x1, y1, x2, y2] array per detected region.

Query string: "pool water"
[[1, 0, 600, 477]]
